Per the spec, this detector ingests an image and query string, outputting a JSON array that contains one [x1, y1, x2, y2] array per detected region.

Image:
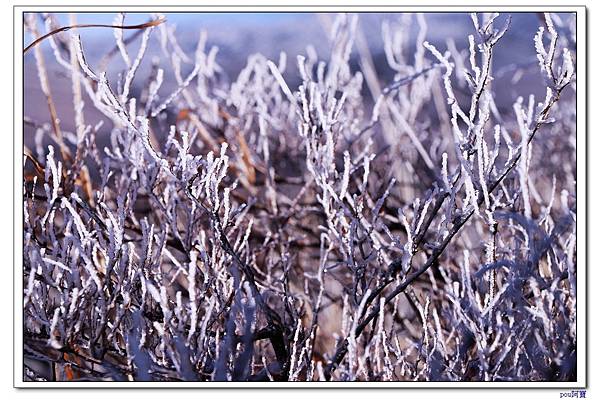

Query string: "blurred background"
[[23, 12, 574, 148]]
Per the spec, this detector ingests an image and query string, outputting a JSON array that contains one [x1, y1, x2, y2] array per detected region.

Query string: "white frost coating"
[[113, 13, 131, 68], [267, 60, 297, 106], [22, 12, 576, 382]]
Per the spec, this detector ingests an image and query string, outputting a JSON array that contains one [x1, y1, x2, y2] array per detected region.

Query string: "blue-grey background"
[[24, 12, 571, 142]]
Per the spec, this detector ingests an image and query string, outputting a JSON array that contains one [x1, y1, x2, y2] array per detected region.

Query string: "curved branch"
[[24, 18, 166, 54]]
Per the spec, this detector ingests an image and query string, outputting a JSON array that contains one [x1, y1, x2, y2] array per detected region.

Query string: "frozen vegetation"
[[23, 12, 577, 382]]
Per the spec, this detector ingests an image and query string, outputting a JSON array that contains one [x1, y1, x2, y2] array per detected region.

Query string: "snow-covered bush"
[[23, 12, 577, 382]]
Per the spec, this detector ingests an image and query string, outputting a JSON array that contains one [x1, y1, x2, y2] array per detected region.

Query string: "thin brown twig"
[[23, 18, 166, 54], [26, 18, 70, 163]]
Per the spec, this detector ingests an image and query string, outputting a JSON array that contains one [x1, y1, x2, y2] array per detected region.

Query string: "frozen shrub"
[[22, 12, 577, 382]]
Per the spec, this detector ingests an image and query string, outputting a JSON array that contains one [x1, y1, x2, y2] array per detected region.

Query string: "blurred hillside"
[[24, 12, 566, 145]]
